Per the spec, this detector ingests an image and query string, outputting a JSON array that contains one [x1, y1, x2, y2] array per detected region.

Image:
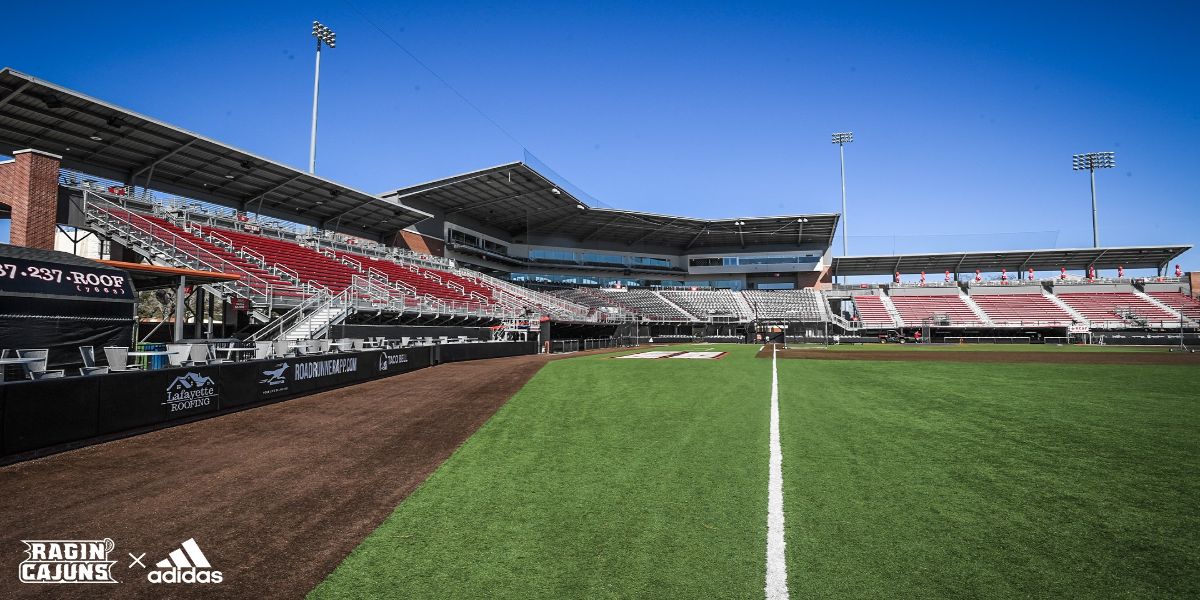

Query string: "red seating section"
[[1147, 292, 1200, 321], [217, 228, 358, 292], [332, 251, 481, 304], [889, 295, 979, 324], [105, 210, 300, 297], [1056, 292, 1177, 324], [851, 295, 895, 326], [970, 294, 1072, 325]]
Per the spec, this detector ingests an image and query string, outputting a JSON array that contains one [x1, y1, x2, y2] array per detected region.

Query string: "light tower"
[[831, 132, 853, 257], [1072, 151, 1114, 248], [310, 21, 337, 174]]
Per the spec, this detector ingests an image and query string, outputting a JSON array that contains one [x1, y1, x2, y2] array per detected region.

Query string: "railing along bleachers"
[[849, 295, 897, 328], [659, 290, 746, 320], [1056, 292, 1178, 326], [1147, 292, 1200, 321], [741, 289, 826, 321], [597, 288, 693, 321], [970, 294, 1074, 326], [889, 295, 981, 325]]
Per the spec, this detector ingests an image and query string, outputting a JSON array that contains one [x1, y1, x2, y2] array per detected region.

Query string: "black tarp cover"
[[0, 244, 135, 369]]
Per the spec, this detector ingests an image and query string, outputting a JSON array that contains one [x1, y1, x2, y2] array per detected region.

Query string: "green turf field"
[[311, 344, 1199, 599]]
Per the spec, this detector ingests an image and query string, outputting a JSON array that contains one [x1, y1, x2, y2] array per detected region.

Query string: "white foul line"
[[766, 344, 790, 599]]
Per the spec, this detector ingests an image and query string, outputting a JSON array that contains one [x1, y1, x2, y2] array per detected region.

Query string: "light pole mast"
[[831, 132, 854, 257], [310, 21, 337, 175], [1072, 151, 1114, 248]]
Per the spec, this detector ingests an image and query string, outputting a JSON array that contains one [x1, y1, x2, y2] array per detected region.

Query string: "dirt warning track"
[[758, 346, 1200, 366], [0, 352, 566, 600]]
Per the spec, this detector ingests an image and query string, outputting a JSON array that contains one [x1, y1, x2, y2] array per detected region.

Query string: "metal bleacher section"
[[658, 290, 748, 321], [741, 289, 827, 322], [77, 187, 593, 341]]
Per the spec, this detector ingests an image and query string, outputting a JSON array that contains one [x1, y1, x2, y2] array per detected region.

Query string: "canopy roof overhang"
[[0, 68, 430, 241], [830, 245, 1192, 276], [383, 162, 839, 250], [97, 260, 241, 290]]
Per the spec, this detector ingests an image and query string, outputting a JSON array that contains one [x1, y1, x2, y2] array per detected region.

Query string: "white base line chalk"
[[765, 344, 790, 599]]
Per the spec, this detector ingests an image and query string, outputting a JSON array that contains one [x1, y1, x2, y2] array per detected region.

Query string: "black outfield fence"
[[0, 341, 535, 463]]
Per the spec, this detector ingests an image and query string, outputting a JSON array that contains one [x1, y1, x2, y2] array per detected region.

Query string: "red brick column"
[[0, 149, 61, 249]]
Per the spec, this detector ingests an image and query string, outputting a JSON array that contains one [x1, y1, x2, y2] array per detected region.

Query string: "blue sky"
[[3, 1, 1197, 271]]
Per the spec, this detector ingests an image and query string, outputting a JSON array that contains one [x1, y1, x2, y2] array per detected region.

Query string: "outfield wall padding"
[[0, 342, 535, 461]]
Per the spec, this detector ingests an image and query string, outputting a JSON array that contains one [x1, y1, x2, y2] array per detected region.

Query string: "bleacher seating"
[[105, 209, 301, 297], [889, 294, 980, 325], [970, 293, 1073, 326], [659, 290, 746, 320], [850, 295, 896, 327], [741, 290, 825, 321], [1147, 292, 1200, 321], [597, 288, 692, 321], [333, 250, 478, 304], [217, 227, 358, 292], [1056, 292, 1177, 325], [550, 288, 625, 312]]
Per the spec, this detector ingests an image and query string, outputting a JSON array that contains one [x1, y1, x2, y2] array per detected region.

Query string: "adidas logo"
[[146, 538, 223, 584]]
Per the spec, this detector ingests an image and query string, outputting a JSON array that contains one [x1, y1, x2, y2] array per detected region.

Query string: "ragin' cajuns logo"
[[20, 539, 118, 583]]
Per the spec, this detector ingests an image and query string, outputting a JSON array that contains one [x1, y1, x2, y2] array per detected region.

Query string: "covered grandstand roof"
[[0, 68, 430, 239], [383, 162, 839, 249], [830, 245, 1192, 276]]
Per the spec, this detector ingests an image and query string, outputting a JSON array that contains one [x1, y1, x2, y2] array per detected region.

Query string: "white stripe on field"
[[766, 344, 790, 599]]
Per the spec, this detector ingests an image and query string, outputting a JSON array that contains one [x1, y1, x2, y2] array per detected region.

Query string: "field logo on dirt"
[[146, 538, 223, 584], [19, 538, 118, 584], [615, 351, 685, 359], [164, 373, 218, 414], [668, 351, 727, 359]]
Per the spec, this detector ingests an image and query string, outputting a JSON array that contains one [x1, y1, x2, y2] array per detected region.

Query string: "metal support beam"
[[129, 139, 197, 180], [173, 275, 187, 342]]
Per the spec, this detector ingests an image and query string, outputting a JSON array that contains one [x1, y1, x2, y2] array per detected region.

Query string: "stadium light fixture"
[[309, 20, 337, 175], [1072, 151, 1115, 248], [831, 132, 853, 259]]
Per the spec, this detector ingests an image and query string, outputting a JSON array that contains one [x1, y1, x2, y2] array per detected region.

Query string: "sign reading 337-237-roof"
[[0, 257, 134, 299]]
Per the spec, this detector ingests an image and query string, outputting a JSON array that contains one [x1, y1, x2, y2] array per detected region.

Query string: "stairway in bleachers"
[[970, 293, 1074, 326], [1056, 292, 1178, 326]]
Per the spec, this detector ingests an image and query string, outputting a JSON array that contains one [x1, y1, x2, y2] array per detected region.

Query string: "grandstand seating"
[[1147, 292, 1200, 321], [849, 295, 896, 327], [889, 294, 980, 325], [597, 289, 692, 321], [550, 288, 627, 311], [105, 209, 302, 297], [1056, 292, 1178, 325], [659, 290, 746, 320], [332, 250, 479, 304], [970, 293, 1073, 326], [741, 290, 825, 321], [217, 227, 358, 292]]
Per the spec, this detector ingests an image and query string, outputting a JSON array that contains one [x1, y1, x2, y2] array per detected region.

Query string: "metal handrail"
[[83, 192, 280, 304]]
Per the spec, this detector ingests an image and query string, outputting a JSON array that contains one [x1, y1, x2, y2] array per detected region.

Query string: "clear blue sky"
[[3, 1, 1197, 271]]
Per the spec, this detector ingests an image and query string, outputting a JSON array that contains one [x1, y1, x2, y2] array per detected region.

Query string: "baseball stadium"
[[1, 7, 1198, 600]]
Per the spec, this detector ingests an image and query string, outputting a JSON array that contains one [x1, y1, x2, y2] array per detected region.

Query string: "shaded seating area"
[[0, 245, 135, 371]]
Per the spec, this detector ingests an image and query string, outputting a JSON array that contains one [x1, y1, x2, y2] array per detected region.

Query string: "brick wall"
[[0, 149, 61, 249], [392, 229, 445, 257]]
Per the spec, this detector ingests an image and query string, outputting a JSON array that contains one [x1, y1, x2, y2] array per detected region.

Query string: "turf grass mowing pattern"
[[310, 344, 772, 599], [779, 357, 1199, 598]]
